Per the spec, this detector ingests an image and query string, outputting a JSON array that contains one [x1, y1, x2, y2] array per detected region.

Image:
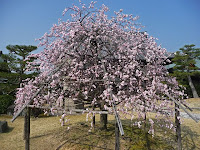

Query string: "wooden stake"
[[115, 120, 120, 150], [175, 103, 182, 150], [24, 107, 30, 150], [92, 107, 95, 128]]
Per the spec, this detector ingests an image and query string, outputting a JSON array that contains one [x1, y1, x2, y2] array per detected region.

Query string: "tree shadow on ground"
[[181, 125, 200, 150], [31, 133, 53, 139], [55, 119, 175, 150], [151, 118, 200, 150], [58, 122, 115, 150], [4, 126, 14, 133]]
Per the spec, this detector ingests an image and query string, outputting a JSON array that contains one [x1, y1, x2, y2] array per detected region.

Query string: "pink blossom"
[[14, 1, 185, 133]]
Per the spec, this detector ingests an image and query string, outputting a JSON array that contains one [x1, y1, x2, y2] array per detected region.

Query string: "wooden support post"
[[24, 107, 30, 150], [92, 107, 95, 128], [115, 120, 120, 150], [92, 115, 95, 126], [175, 103, 182, 150]]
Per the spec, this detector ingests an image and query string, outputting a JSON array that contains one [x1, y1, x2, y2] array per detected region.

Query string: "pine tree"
[[0, 46, 37, 114], [0, 51, 16, 113], [172, 44, 200, 98], [6, 45, 37, 82], [0, 51, 18, 95]]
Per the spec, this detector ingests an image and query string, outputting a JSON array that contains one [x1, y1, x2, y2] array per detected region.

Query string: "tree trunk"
[[100, 113, 107, 130], [143, 92, 151, 150], [144, 113, 151, 150], [187, 75, 199, 98], [175, 103, 182, 150], [100, 100, 107, 130]]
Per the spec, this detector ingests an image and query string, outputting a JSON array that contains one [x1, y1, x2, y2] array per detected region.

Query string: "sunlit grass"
[[0, 98, 200, 150]]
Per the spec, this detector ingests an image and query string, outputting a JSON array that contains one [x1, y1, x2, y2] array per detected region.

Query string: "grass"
[[0, 113, 200, 150], [55, 121, 173, 150], [0, 98, 200, 150], [184, 98, 200, 113], [0, 115, 63, 150]]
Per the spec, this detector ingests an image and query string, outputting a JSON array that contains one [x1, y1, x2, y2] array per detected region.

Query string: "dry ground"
[[0, 98, 200, 150], [184, 98, 200, 113]]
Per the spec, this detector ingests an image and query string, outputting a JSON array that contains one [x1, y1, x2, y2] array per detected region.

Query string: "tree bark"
[[144, 113, 151, 150], [100, 113, 107, 130], [187, 75, 199, 98], [175, 103, 182, 150], [100, 100, 107, 130]]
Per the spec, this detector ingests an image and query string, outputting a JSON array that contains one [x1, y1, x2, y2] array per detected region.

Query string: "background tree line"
[[0, 45, 37, 114]]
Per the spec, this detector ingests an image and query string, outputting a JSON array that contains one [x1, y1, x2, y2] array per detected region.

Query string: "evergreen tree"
[[0, 51, 17, 95], [0, 51, 16, 113], [0, 51, 10, 72], [172, 44, 200, 98], [0, 46, 37, 114], [6, 45, 37, 82]]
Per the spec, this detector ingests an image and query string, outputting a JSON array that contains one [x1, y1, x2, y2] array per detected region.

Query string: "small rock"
[[0, 121, 8, 133]]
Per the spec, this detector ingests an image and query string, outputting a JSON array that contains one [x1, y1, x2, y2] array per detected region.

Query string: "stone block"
[[0, 121, 8, 133]]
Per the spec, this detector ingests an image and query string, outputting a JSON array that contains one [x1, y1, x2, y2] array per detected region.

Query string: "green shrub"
[[0, 95, 14, 114]]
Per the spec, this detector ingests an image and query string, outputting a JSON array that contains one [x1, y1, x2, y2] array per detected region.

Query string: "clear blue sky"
[[0, 0, 199, 54]]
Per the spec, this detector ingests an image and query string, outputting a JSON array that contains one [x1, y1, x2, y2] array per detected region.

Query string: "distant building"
[[164, 52, 200, 73], [164, 52, 176, 73]]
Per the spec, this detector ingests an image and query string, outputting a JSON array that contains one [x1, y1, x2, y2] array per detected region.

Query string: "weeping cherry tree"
[[14, 1, 186, 136]]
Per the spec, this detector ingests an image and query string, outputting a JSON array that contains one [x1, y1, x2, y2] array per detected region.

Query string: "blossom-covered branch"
[[14, 1, 186, 135]]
